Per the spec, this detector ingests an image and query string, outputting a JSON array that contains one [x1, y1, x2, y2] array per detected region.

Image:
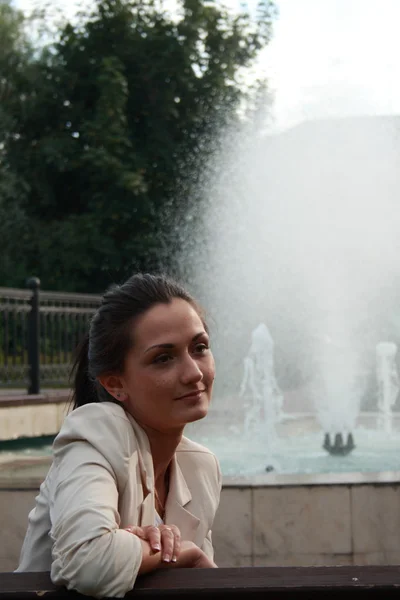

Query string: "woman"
[[16, 273, 221, 598]]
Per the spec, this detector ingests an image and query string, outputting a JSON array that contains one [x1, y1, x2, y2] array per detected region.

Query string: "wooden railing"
[[1, 566, 400, 598]]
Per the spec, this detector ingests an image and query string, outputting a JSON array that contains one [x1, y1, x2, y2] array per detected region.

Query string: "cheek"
[[153, 375, 175, 392], [133, 370, 176, 394], [204, 355, 216, 383]]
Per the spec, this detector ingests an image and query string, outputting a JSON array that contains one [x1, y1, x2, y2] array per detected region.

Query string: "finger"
[[168, 525, 181, 562], [160, 526, 175, 562], [124, 526, 144, 537], [144, 526, 161, 553]]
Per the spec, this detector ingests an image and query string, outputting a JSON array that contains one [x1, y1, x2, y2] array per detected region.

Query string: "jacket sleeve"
[[49, 408, 142, 599]]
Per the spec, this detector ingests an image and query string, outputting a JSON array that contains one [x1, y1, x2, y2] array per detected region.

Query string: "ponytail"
[[70, 333, 98, 409]]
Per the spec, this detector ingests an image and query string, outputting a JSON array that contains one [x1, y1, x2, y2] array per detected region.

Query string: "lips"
[[176, 389, 206, 400]]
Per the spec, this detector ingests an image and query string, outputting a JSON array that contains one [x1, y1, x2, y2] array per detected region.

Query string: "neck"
[[143, 425, 183, 482]]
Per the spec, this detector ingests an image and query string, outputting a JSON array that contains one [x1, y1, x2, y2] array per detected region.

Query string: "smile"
[[175, 389, 206, 401]]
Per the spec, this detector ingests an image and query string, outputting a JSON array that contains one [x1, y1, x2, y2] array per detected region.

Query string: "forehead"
[[132, 299, 204, 348]]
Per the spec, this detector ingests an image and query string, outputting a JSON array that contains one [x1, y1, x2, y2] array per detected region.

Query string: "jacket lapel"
[[164, 455, 200, 541], [126, 413, 156, 527], [138, 491, 155, 526], [126, 414, 199, 538]]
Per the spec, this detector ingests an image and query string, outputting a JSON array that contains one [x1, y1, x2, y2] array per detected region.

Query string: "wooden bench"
[[1, 566, 400, 598]]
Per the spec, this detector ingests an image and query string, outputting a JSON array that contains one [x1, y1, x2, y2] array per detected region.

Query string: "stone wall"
[[2, 474, 400, 572], [213, 480, 400, 567]]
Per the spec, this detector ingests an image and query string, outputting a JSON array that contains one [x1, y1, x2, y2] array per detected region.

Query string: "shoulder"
[[56, 401, 132, 440], [65, 400, 130, 424], [53, 402, 138, 466]]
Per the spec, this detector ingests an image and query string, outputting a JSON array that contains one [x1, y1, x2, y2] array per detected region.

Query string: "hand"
[[124, 524, 181, 563], [167, 540, 217, 569]]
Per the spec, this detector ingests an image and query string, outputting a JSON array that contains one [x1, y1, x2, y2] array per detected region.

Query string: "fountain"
[[181, 115, 400, 477], [314, 336, 361, 456], [239, 323, 283, 467], [2, 119, 400, 480], [376, 342, 400, 434], [240, 324, 283, 439]]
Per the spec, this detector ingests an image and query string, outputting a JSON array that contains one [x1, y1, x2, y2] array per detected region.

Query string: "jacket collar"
[[126, 412, 200, 540]]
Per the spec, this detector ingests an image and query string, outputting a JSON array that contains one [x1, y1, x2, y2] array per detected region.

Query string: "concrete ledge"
[[0, 393, 70, 440], [1, 468, 400, 491], [223, 470, 400, 487], [0, 390, 70, 408]]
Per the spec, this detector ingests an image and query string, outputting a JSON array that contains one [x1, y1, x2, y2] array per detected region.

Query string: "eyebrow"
[[144, 332, 206, 353]]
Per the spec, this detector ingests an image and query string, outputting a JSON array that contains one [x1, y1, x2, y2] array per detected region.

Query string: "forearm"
[[51, 529, 143, 598], [138, 538, 165, 574]]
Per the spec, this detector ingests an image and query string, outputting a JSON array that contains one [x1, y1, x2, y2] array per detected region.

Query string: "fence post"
[[26, 277, 40, 394]]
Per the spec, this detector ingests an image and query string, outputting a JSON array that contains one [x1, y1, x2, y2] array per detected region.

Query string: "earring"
[[116, 393, 121, 398]]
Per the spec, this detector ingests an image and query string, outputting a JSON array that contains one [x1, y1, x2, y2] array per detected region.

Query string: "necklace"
[[154, 469, 170, 518], [154, 487, 166, 517]]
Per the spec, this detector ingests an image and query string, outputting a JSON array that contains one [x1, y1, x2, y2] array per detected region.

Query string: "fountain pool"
[[2, 415, 400, 479], [189, 417, 400, 476]]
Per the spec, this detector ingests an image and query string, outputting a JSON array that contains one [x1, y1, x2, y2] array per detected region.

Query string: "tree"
[[4, 0, 276, 292], [0, 0, 34, 286]]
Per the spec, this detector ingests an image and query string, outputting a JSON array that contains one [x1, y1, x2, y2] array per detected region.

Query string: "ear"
[[98, 374, 128, 402]]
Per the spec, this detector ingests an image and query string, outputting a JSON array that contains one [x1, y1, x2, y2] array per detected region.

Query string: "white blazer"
[[16, 402, 222, 598]]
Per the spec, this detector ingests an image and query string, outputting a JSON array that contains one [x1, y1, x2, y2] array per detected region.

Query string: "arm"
[[49, 438, 142, 599]]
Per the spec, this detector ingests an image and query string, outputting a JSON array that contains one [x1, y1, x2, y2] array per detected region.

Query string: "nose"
[[180, 354, 203, 385]]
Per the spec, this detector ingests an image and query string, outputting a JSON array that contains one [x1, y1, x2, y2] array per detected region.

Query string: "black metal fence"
[[0, 278, 101, 393]]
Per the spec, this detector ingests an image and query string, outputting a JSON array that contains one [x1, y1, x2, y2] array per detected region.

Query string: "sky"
[[13, 0, 400, 130]]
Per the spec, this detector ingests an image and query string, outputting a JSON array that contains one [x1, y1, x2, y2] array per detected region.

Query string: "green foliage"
[[1, 0, 275, 292], [0, 1, 33, 286]]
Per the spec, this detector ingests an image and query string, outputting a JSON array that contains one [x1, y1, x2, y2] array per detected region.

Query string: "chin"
[[185, 406, 209, 424], [179, 399, 210, 425]]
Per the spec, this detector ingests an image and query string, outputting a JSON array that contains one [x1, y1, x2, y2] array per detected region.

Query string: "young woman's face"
[[120, 298, 215, 433]]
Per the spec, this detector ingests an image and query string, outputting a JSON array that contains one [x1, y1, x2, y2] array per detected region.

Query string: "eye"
[[153, 353, 173, 364], [194, 343, 209, 354]]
